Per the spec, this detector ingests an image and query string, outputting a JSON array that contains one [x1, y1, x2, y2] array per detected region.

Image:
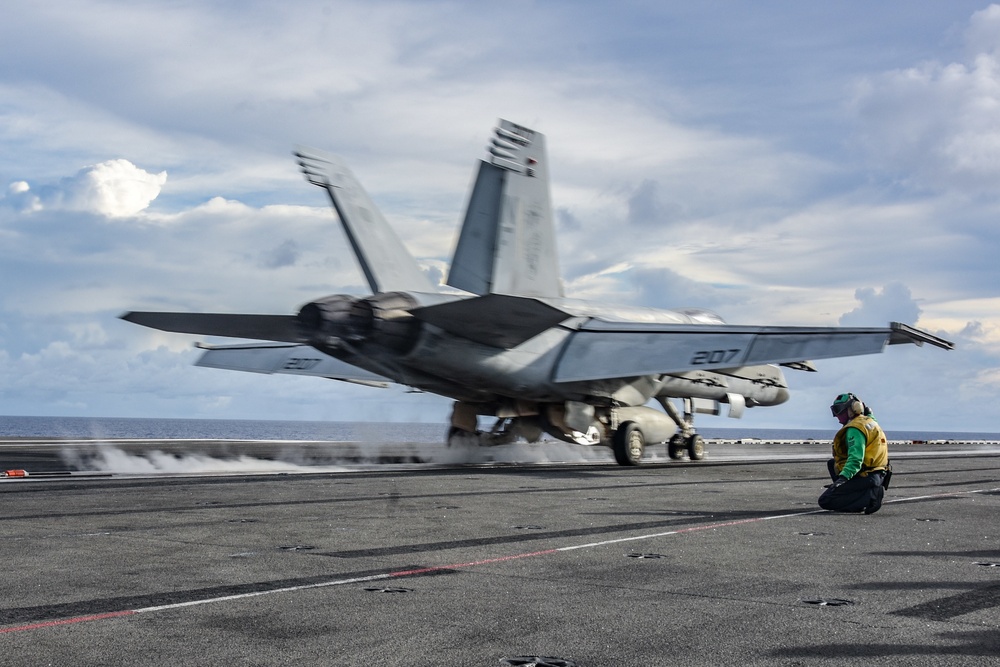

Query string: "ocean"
[[0, 416, 447, 442], [2, 415, 999, 443]]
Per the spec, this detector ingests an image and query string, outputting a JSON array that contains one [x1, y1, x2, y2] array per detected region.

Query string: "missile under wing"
[[122, 119, 953, 466]]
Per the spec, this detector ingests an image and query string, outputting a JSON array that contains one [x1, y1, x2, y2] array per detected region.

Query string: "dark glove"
[[824, 476, 849, 489]]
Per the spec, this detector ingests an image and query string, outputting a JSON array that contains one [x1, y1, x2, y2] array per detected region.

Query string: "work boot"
[[864, 487, 884, 515]]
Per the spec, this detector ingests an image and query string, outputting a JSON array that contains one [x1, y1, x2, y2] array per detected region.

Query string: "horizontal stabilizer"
[[120, 312, 302, 343], [195, 343, 390, 386], [295, 147, 436, 294], [554, 321, 953, 383], [410, 293, 570, 348]]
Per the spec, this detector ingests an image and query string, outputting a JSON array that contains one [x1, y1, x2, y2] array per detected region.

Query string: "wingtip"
[[888, 322, 955, 350]]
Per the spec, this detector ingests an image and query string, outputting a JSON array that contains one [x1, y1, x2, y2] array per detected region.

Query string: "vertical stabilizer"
[[296, 147, 437, 295], [447, 120, 563, 298]]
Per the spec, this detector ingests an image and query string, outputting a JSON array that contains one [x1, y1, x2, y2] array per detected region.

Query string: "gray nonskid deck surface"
[[1, 449, 998, 666]]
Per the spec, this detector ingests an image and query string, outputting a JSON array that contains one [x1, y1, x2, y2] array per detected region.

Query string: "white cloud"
[[5, 181, 40, 212], [964, 3, 1000, 56], [61, 159, 167, 217], [852, 4, 1000, 193], [838, 283, 922, 327], [5, 159, 167, 218]]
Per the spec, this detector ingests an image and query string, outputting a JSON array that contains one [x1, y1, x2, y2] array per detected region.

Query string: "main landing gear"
[[612, 422, 645, 466], [658, 397, 706, 462], [611, 422, 703, 466], [667, 432, 705, 461], [446, 400, 709, 467]]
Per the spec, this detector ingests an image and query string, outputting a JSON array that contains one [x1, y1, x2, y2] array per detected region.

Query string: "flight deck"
[[1, 439, 998, 665]]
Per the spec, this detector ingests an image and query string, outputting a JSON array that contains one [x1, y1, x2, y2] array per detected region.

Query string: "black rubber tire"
[[668, 434, 686, 460], [687, 434, 705, 460], [613, 422, 645, 466]]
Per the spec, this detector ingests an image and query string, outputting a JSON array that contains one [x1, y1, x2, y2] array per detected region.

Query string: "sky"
[[2, 1, 999, 433]]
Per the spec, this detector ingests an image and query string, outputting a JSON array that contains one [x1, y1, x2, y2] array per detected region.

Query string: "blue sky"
[[2, 1, 998, 432]]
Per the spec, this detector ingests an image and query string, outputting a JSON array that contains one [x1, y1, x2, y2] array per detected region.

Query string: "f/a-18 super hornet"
[[122, 119, 953, 465]]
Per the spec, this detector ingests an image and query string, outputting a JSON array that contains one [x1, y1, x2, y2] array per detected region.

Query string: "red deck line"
[[0, 610, 136, 634]]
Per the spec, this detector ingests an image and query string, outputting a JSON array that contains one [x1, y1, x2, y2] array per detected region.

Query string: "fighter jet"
[[122, 120, 953, 465]]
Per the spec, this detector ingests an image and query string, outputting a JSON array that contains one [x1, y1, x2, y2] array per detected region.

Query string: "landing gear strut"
[[660, 397, 706, 461]]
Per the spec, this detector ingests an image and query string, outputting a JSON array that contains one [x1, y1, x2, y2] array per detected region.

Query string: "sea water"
[[0, 416, 447, 442], [2, 415, 998, 443]]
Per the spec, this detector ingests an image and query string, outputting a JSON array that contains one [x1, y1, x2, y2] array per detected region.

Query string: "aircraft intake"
[[296, 292, 420, 354]]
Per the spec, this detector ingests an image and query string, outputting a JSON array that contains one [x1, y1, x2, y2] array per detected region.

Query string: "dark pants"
[[818, 459, 885, 514]]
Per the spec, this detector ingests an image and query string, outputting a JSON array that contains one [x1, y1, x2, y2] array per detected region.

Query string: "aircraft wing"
[[120, 312, 303, 342], [195, 343, 391, 387], [553, 320, 953, 383]]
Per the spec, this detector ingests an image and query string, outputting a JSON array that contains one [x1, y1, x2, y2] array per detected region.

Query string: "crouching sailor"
[[818, 393, 892, 515]]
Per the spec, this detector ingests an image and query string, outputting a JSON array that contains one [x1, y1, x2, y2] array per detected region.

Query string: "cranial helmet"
[[830, 392, 863, 418]]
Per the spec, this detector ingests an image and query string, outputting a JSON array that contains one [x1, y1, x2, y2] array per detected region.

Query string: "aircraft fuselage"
[[299, 289, 791, 416]]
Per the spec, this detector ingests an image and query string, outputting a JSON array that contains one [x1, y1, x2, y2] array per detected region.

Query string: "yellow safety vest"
[[832, 414, 888, 476]]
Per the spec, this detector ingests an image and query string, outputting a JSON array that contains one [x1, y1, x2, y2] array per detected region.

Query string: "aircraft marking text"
[[690, 349, 742, 365], [283, 358, 322, 371]]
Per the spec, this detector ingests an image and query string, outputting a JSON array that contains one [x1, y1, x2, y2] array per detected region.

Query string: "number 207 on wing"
[[690, 349, 741, 365]]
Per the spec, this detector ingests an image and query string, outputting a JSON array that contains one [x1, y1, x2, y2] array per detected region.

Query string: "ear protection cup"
[[831, 392, 864, 418]]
